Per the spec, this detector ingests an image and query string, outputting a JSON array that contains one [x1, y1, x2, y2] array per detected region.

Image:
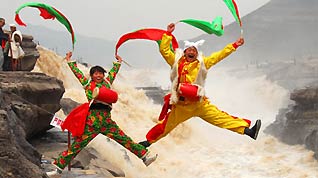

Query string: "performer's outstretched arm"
[[65, 52, 89, 86], [106, 55, 122, 84], [159, 23, 176, 67], [204, 37, 244, 69]]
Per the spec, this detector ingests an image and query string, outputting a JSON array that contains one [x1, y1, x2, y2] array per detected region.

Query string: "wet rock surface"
[[0, 72, 64, 178], [265, 86, 318, 159]]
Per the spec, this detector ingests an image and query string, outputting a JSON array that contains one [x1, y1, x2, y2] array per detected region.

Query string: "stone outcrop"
[[0, 72, 64, 178], [66, 146, 125, 177], [21, 34, 40, 71], [60, 98, 81, 115], [265, 85, 318, 159]]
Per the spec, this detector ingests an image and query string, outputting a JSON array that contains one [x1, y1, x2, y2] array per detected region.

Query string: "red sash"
[[61, 103, 90, 137]]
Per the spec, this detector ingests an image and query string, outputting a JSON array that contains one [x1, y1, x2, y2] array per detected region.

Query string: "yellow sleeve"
[[159, 33, 175, 67], [203, 43, 236, 69]]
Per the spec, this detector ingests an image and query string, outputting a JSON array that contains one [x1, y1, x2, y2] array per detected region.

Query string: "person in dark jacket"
[[0, 18, 8, 71]]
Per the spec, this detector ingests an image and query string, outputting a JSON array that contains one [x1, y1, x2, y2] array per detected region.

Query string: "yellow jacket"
[[159, 33, 236, 84]]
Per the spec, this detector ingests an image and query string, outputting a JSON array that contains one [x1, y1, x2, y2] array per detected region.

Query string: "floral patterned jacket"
[[68, 61, 121, 101]]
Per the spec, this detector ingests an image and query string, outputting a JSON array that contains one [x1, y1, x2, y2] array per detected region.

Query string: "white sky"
[[2, 0, 269, 40]]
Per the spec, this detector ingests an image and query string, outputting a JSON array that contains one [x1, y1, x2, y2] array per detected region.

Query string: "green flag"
[[179, 16, 224, 36]]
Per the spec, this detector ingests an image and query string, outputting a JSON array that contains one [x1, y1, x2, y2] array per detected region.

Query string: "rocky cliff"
[[0, 72, 64, 178], [265, 85, 318, 159]]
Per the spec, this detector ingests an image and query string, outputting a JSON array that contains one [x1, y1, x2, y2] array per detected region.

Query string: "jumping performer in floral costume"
[[47, 52, 157, 176], [139, 23, 261, 148]]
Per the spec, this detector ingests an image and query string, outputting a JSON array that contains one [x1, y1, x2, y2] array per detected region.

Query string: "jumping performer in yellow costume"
[[139, 23, 261, 148]]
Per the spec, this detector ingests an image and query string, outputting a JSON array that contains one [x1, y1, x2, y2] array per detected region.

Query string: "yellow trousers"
[[146, 98, 251, 143]]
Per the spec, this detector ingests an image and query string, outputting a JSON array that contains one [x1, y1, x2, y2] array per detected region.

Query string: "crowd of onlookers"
[[0, 17, 25, 71]]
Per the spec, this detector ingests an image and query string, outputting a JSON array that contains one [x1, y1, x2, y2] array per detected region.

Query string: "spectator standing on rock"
[[2, 23, 18, 71], [8, 24, 24, 71], [0, 18, 8, 71], [3, 33, 11, 71]]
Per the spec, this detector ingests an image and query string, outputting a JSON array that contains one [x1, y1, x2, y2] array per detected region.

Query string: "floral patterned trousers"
[[54, 109, 148, 169]]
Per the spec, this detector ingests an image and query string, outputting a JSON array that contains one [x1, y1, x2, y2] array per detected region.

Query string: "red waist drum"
[[178, 83, 200, 101], [93, 86, 118, 103]]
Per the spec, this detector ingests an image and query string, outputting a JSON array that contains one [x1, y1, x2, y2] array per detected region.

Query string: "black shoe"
[[244, 119, 261, 140], [139, 140, 151, 148]]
